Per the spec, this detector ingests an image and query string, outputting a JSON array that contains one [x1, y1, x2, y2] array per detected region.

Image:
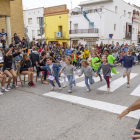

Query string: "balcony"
[[71, 8, 102, 16], [133, 14, 140, 22], [69, 29, 99, 38], [125, 33, 132, 39], [138, 31, 140, 35], [54, 32, 66, 39], [69, 29, 99, 34]]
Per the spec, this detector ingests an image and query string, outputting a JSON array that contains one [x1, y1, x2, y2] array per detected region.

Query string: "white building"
[[23, 7, 44, 42], [69, 0, 140, 47]]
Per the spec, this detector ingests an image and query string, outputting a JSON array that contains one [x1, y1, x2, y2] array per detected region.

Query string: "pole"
[[5, 16, 11, 46]]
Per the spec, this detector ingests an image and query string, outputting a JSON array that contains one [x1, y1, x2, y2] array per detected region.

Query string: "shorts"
[[123, 67, 131, 73], [3, 67, 13, 72]]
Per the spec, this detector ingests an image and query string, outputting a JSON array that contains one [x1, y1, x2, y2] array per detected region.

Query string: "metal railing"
[[126, 33, 131, 39], [133, 14, 140, 20], [69, 29, 99, 34], [54, 31, 66, 38], [71, 8, 102, 15]]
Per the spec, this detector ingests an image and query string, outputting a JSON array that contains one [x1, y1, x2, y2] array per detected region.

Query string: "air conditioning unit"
[[56, 32, 61, 37]]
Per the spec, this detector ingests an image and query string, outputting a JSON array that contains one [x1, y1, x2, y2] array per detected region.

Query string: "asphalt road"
[[0, 65, 140, 140]]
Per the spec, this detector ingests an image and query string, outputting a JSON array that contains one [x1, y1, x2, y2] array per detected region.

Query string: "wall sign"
[[84, 38, 99, 41]]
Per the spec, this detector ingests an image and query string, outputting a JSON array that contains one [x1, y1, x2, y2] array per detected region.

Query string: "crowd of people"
[[1, 29, 140, 139]]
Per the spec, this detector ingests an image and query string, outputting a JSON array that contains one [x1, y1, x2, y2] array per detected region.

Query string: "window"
[[115, 6, 118, 14], [124, 10, 126, 17], [133, 28, 134, 34], [37, 30, 40, 36], [123, 26, 125, 32], [89, 22, 94, 29], [128, 12, 131, 18], [28, 18, 32, 25], [37, 17, 39, 24], [136, 29, 137, 34], [114, 24, 116, 31], [74, 24, 78, 30]]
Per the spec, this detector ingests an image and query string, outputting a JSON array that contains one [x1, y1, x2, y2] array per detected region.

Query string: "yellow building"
[[0, 0, 24, 45], [44, 5, 69, 47]]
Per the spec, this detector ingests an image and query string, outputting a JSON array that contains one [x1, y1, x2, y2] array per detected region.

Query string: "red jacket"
[[72, 53, 77, 61]]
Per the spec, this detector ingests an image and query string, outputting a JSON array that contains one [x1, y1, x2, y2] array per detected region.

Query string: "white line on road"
[[131, 84, 140, 97], [98, 73, 138, 92], [43, 92, 140, 119]]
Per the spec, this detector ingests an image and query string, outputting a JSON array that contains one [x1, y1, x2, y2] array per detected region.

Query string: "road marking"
[[131, 84, 140, 97], [76, 73, 118, 87], [98, 73, 138, 92], [43, 92, 140, 119]]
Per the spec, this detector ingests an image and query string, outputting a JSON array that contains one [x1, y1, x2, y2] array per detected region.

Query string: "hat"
[[125, 44, 128, 47]]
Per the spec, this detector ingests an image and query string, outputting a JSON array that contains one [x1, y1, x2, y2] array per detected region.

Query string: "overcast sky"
[[22, 0, 140, 10]]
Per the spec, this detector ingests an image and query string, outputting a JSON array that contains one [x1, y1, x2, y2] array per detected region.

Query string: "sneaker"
[[68, 90, 72, 93], [28, 83, 32, 87], [59, 87, 62, 90], [127, 84, 130, 88], [100, 77, 103, 81], [0, 91, 3, 95], [7, 84, 11, 90], [1, 88, 9, 92], [31, 82, 35, 87], [63, 84, 67, 88], [12, 84, 18, 88], [51, 87, 55, 91], [107, 88, 110, 92], [87, 89, 91, 92]]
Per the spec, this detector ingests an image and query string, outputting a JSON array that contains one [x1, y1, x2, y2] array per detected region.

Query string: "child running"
[[72, 50, 77, 67], [41, 56, 62, 91], [115, 49, 136, 88], [59, 56, 77, 93], [91, 52, 102, 81], [3, 47, 26, 89], [78, 60, 94, 92], [95, 55, 118, 92], [60, 55, 67, 88], [20, 54, 36, 87]]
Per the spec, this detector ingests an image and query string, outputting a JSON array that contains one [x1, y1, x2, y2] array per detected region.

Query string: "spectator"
[[37, 39, 42, 49], [43, 41, 47, 48], [65, 45, 72, 57], [76, 43, 84, 51], [43, 45, 50, 56], [113, 42, 119, 50], [48, 41, 53, 50], [18, 42, 23, 49], [84, 45, 90, 60], [14, 33, 20, 47], [112, 50, 119, 60], [122, 43, 129, 52], [9, 40, 16, 51], [55, 43, 61, 61], [25, 39, 30, 49], [0, 29, 7, 41]]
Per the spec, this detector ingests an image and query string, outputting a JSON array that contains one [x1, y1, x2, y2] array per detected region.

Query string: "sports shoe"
[[59, 87, 62, 90], [0, 91, 3, 95], [31, 82, 35, 87], [1, 88, 9, 92], [87, 89, 91, 92], [28, 83, 32, 87], [107, 88, 110, 92], [7, 84, 11, 90], [127, 84, 130, 88], [63, 84, 67, 88], [68, 90, 72, 93], [51, 87, 55, 91], [12, 84, 18, 88]]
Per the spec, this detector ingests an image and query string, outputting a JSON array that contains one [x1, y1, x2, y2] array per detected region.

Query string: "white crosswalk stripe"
[[43, 92, 140, 119], [131, 84, 140, 97], [98, 73, 138, 92]]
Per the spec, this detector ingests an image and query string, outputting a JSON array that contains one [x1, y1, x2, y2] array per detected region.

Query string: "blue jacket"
[[117, 55, 134, 68], [65, 49, 72, 56], [43, 63, 60, 78], [122, 47, 129, 52], [77, 51, 81, 56]]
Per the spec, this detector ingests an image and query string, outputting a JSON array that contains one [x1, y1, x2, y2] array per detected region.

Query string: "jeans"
[[77, 57, 81, 67], [67, 75, 75, 90], [49, 77, 61, 88], [85, 76, 93, 90], [56, 57, 61, 61]]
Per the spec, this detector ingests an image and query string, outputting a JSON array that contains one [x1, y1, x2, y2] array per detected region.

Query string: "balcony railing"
[[54, 31, 66, 38], [126, 33, 131, 39], [69, 29, 99, 34], [71, 8, 102, 15], [133, 14, 140, 21]]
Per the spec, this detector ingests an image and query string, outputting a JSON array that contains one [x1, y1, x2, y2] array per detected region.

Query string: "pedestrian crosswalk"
[[131, 84, 140, 97]]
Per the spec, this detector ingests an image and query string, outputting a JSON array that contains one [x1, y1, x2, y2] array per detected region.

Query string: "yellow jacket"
[[84, 49, 90, 59], [78, 51, 85, 59]]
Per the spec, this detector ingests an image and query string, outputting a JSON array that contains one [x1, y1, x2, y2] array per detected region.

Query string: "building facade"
[[0, 0, 24, 45], [23, 7, 44, 42], [69, 0, 140, 47], [44, 5, 69, 47]]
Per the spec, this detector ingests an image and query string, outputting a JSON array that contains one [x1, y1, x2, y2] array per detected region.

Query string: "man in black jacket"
[[37, 39, 42, 49], [30, 47, 39, 69]]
